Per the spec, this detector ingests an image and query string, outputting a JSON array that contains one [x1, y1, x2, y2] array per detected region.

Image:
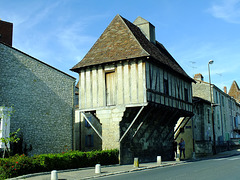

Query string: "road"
[[98, 155, 240, 180]]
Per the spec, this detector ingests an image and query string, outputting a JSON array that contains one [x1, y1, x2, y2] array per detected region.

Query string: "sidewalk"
[[9, 149, 240, 180]]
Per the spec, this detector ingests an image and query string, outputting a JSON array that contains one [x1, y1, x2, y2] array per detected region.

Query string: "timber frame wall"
[[78, 58, 192, 114]]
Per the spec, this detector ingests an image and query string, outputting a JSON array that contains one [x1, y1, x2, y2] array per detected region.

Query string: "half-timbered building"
[[71, 15, 194, 164]]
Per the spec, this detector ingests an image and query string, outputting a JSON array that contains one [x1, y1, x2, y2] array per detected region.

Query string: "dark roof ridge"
[[121, 16, 193, 81], [119, 15, 150, 57], [233, 80, 240, 90], [155, 41, 188, 76]]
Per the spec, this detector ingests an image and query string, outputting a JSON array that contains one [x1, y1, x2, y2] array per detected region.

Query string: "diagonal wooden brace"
[[119, 106, 145, 143], [81, 112, 102, 140]]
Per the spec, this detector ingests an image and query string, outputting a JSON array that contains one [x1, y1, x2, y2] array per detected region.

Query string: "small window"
[[180, 127, 184, 133], [217, 113, 220, 128], [85, 135, 94, 147], [184, 88, 188, 102], [163, 79, 169, 95], [85, 117, 92, 128], [222, 96, 224, 107], [215, 92, 218, 103], [207, 109, 210, 124], [224, 114, 226, 129]]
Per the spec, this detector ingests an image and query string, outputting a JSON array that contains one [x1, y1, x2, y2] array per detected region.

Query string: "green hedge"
[[0, 149, 119, 180]]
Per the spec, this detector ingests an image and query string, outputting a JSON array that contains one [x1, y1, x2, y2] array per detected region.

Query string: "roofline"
[[194, 79, 238, 100], [147, 56, 195, 83], [119, 15, 150, 56], [71, 54, 194, 83], [70, 56, 150, 73], [0, 42, 76, 80]]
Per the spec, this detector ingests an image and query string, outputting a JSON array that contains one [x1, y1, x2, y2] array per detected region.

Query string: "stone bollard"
[[133, 157, 139, 168], [51, 170, 58, 180], [176, 153, 180, 161], [192, 152, 196, 160], [95, 164, 101, 174], [157, 156, 162, 165]]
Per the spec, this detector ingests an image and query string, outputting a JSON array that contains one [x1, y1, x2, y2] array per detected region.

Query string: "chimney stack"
[[0, 20, 13, 46], [133, 16, 156, 44], [194, 73, 204, 81], [223, 86, 227, 94]]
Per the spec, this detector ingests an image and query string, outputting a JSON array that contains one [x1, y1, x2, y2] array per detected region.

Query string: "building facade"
[[72, 15, 194, 164], [176, 74, 240, 158], [0, 20, 76, 155]]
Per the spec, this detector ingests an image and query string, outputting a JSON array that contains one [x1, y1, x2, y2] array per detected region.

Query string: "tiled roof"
[[228, 81, 240, 102], [71, 14, 193, 82]]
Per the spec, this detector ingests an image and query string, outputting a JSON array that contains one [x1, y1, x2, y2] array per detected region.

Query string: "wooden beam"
[[119, 106, 145, 143], [81, 112, 102, 140], [132, 108, 154, 139], [174, 116, 193, 140]]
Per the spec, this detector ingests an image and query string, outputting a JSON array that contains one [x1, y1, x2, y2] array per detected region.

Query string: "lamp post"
[[208, 60, 216, 154]]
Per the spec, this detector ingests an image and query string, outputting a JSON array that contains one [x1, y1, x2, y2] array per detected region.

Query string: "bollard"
[[51, 170, 58, 180], [157, 156, 162, 165], [192, 152, 196, 160], [95, 164, 101, 174], [176, 153, 180, 161], [133, 157, 139, 168]]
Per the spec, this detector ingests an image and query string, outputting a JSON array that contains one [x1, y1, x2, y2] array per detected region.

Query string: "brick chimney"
[[223, 86, 227, 94], [133, 16, 156, 44], [0, 20, 13, 46], [194, 73, 204, 81]]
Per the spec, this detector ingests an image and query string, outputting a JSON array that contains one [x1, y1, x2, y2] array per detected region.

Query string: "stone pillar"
[[74, 110, 81, 150], [96, 106, 125, 150]]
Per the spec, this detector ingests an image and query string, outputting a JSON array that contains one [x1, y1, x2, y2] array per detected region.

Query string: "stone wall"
[[195, 141, 212, 156], [0, 43, 75, 155], [120, 105, 178, 164]]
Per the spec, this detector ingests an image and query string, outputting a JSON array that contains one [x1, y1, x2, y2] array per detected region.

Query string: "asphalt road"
[[98, 155, 240, 180]]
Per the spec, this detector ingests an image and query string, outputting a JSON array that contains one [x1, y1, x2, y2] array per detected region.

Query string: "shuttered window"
[[85, 134, 94, 147], [106, 72, 116, 106], [163, 78, 169, 95], [184, 88, 188, 102]]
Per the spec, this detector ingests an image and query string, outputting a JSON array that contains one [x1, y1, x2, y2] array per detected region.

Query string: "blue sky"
[[1, 0, 240, 92]]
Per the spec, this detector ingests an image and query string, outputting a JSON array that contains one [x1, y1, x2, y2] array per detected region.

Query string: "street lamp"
[[208, 60, 216, 154]]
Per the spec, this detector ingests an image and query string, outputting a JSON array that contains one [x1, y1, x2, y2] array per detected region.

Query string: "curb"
[[8, 152, 240, 180], [80, 162, 187, 180], [8, 162, 186, 180]]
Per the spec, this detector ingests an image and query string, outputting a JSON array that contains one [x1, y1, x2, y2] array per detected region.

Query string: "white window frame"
[[0, 106, 12, 149]]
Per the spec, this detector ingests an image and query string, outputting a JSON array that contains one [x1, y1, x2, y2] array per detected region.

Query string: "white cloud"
[[208, 0, 240, 24]]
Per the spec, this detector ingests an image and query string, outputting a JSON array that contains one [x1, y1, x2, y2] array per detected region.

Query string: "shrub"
[[0, 149, 119, 180]]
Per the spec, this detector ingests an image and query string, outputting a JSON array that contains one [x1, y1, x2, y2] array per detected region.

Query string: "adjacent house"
[[0, 20, 76, 155], [71, 15, 194, 164], [228, 81, 240, 103], [176, 73, 240, 158], [175, 97, 212, 158]]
